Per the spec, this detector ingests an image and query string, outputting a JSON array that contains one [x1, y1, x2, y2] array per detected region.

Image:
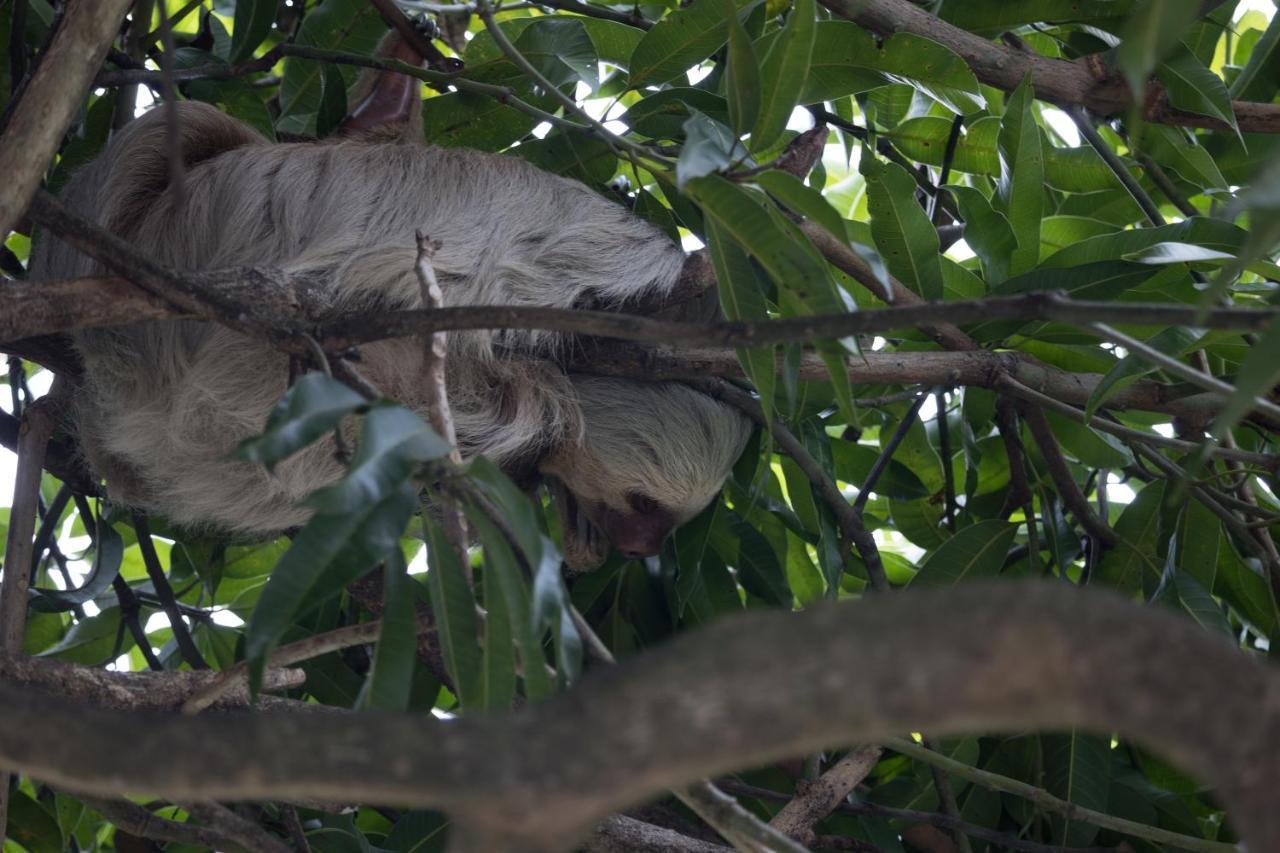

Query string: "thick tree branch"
[[0, 0, 133, 237], [767, 747, 882, 844], [1, 583, 1276, 851], [79, 795, 278, 853], [0, 655, 306, 713], [577, 345, 1280, 452], [586, 815, 730, 852], [8, 274, 1277, 350], [818, 0, 1280, 134]]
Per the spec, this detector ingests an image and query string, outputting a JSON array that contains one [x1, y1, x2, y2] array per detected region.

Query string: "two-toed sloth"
[[31, 100, 752, 570]]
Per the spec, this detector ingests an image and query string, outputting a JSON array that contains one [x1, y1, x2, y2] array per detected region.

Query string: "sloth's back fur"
[[31, 102, 748, 539]]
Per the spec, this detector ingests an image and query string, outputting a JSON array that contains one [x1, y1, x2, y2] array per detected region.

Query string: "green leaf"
[[861, 156, 944, 299], [384, 810, 450, 853], [755, 169, 846, 239], [948, 185, 1015, 284], [1043, 732, 1111, 847], [235, 373, 366, 472], [464, 456, 543, 565], [890, 498, 948, 550], [751, 0, 815, 150], [316, 62, 349, 138], [724, 0, 760, 136], [707, 218, 776, 425], [685, 174, 833, 308], [1156, 44, 1238, 132], [361, 550, 417, 710], [277, 0, 386, 136], [890, 115, 1118, 193], [789, 21, 886, 103], [186, 77, 277, 141], [1212, 315, 1280, 438], [469, 510, 553, 702], [1175, 498, 1220, 589], [628, 0, 760, 89], [532, 535, 583, 688], [1045, 217, 1250, 268], [939, 2, 1124, 33], [1230, 7, 1280, 99], [996, 77, 1044, 275], [871, 32, 985, 114], [1215, 535, 1278, 639], [910, 520, 1017, 586], [307, 405, 451, 515], [37, 607, 128, 665], [421, 92, 539, 152], [423, 515, 483, 708], [1086, 326, 1202, 418], [1043, 410, 1134, 469], [1122, 241, 1235, 265], [1141, 125, 1227, 190], [246, 485, 416, 684], [29, 516, 123, 612], [230, 0, 278, 64], [1172, 570, 1233, 636], [1115, 0, 1204, 99], [467, 17, 642, 68], [1095, 480, 1166, 593], [831, 442, 930, 501], [676, 111, 749, 187], [622, 88, 730, 141], [710, 511, 791, 605], [516, 133, 618, 188], [513, 18, 599, 89], [5, 790, 62, 853]]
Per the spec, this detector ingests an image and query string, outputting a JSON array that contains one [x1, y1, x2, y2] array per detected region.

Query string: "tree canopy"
[[2, 0, 1280, 852]]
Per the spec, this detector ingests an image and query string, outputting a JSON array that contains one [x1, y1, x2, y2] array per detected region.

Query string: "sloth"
[[30, 71, 752, 569]]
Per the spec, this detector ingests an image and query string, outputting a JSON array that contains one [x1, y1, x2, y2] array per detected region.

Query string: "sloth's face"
[[540, 449, 710, 571], [544, 473, 683, 571]]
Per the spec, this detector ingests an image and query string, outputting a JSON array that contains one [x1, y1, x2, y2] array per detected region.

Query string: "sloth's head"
[[539, 377, 753, 570]]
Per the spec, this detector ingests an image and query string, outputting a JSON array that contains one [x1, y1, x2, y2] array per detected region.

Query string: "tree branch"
[[818, 0, 1280, 134], [1, 583, 1275, 851], [0, 0, 133, 237], [10, 274, 1277, 352], [767, 747, 882, 844]]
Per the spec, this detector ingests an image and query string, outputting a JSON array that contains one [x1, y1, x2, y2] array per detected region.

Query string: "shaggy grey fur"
[[31, 102, 751, 560]]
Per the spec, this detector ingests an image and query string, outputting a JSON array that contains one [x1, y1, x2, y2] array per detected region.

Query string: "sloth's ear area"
[[341, 29, 429, 139]]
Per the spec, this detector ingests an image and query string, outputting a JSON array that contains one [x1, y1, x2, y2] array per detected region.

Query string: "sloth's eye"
[[627, 492, 660, 515]]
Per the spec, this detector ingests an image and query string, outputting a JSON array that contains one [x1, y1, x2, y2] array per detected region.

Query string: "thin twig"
[[721, 781, 1129, 853], [182, 620, 385, 714], [1020, 405, 1118, 546], [700, 380, 889, 592], [994, 375, 1271, 468], [882, 737, 1235, 853], [474, 0, 665, 165], [112, 575, 165, 671], [1090, 321, 1280, 425], [133, 512, 208, 670], [155, 1, 185, 208], [0, 383, 63, 839], [853, 393, 928, 513], [1068, 107, 1165, 227]]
